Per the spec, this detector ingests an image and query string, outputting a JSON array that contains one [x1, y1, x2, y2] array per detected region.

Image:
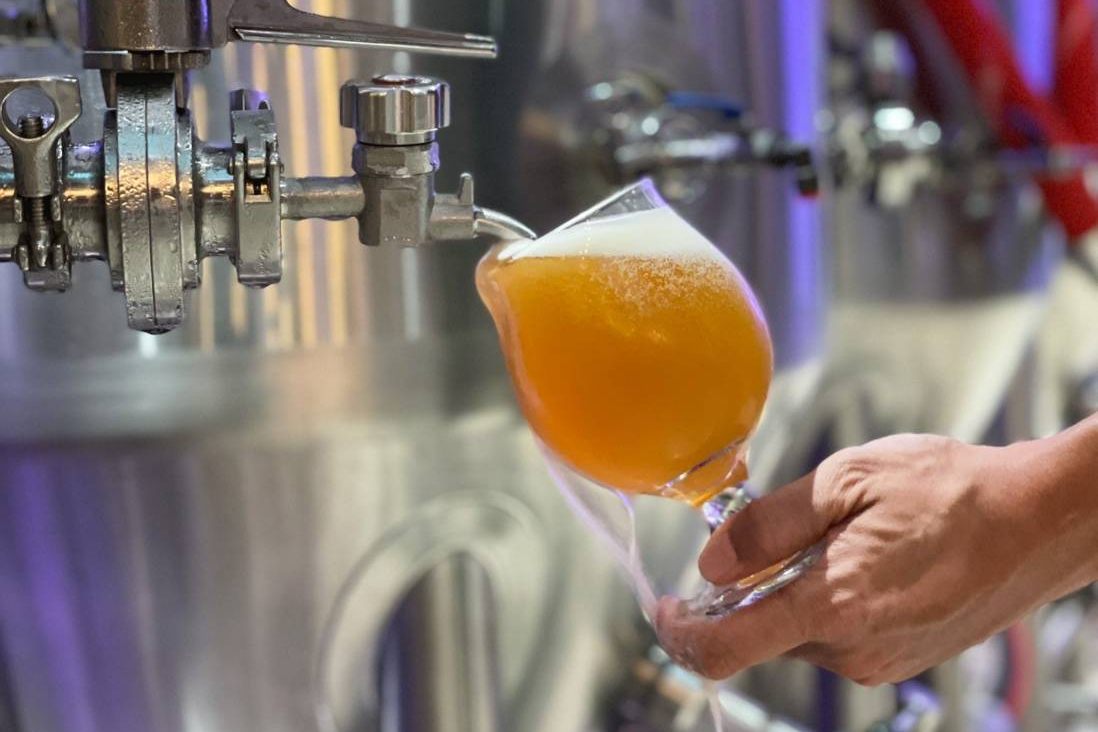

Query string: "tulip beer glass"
[[477, 179, 821, 616]]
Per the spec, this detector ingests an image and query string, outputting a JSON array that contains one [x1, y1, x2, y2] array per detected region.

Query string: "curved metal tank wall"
[[0, 1, 831, 731]]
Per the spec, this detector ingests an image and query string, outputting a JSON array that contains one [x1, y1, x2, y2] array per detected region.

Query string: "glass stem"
[[702, 483, 754, 532], [693, 484, 825, 617]]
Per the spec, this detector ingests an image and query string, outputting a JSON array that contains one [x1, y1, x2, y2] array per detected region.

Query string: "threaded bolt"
[[17, 114, 52, 268], [18, 114, 50, 228], [25, 196, 47, 228], [18, 113, 45, 139]]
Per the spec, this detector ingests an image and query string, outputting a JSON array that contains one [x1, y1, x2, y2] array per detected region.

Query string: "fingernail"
[[698, 533, 737, 584]]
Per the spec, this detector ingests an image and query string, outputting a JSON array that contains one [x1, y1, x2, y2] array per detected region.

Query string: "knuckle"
[[852, 672, 888, 688], [828, 660, 861, 681], [690, 641, 744, 680], [831, 650, 888, 685], [816, 449, 870, 512], [787, 641, 827, 665]]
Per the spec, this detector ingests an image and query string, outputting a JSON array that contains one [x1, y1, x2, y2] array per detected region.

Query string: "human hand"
[[656, 432, 1098, 684]]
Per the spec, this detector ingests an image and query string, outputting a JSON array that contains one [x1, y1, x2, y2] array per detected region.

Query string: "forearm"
[[1044, 412, 1098, 485], [1006, 412, 1098, 590]]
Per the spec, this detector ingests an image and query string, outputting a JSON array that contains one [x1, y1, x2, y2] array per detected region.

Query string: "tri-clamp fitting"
[[0, 71, 533, 333], [0, 3, 535, 334]]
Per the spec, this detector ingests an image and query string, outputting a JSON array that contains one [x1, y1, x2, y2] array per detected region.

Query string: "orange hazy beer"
[[477, 207, 773, 504]]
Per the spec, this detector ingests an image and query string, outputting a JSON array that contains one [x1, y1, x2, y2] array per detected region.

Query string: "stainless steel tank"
[[0, 2, 831, 731], [819, 0, 1063, 449]]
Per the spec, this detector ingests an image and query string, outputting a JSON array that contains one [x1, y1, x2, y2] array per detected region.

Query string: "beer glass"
[[477, 179, 823, 617]]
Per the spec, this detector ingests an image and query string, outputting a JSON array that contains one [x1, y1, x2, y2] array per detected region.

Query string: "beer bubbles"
[[477, 179, 823, 620]]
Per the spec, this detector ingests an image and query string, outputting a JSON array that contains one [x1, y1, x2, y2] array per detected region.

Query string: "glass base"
[[689, 485, 825, 618]]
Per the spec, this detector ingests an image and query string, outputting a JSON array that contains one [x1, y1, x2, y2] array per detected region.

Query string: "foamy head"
[[498, 207, 723, 262]]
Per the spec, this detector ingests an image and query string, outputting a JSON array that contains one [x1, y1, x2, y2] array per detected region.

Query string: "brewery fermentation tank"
[[821, 0, 1064, 448], [0, 2, 830, 731]]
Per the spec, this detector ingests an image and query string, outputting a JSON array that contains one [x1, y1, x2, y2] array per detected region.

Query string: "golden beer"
[[477, 206, 773, 505]]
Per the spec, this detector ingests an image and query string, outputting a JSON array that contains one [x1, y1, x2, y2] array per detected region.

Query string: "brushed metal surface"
[[0, 418, 647, 732]]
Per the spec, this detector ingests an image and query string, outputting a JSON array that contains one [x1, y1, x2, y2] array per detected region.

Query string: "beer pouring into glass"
[[477, 179, 824, 618]]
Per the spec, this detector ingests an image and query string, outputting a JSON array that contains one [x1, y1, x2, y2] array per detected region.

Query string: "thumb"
[[698, 468, 846, 585]]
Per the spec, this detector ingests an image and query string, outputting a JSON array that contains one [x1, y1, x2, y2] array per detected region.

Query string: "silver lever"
[[226, 0, 498, 58]]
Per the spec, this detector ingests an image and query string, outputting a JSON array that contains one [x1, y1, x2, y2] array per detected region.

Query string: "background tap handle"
[[226, 0, 498, 58]]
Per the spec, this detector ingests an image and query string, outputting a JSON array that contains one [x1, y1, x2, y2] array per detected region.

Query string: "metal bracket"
[[230, 88, 282, 286], [0, 76, 81, 198], [0, 76, 81, 290]]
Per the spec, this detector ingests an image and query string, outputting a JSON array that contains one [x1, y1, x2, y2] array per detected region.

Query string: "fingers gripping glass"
[[477, 179, 823, 617]]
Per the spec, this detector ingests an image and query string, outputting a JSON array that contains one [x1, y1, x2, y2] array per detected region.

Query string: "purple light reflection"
[[1, 452, 154, 732], [781, 0, 827, 365], [1008, 0, 1055, 95], [3, 458, 97, 732]]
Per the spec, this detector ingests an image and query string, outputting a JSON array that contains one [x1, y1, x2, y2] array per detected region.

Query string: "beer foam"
[[498, 207, 722, 261]]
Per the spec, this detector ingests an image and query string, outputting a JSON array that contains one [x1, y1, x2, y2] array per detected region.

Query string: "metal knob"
[[340, 75, 451, 146], [862, 31, 916, 104]]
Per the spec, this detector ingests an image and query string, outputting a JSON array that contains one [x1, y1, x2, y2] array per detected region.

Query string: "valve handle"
[[226, 0, 497, 58], [341, 75, 451, 146]]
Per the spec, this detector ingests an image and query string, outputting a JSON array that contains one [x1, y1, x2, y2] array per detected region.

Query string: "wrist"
[[996, 416, 1098, 586]]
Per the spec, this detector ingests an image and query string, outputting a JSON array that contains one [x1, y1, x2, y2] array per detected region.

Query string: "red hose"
[[1055, 0, 1098, 144], [1004, 622, 1037, 721], [877, 0, 1098, 239]]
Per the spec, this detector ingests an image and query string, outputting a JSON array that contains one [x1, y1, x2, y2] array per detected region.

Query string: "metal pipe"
[[475, 207, 536, 241], [281, 175, 364, 221], [64, 142, 106, 261], [79, 0, 213, 53], [378, 553, 501, 732]]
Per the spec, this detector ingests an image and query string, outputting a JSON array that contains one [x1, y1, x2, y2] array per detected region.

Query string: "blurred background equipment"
[[0, 1, 1097, 732]]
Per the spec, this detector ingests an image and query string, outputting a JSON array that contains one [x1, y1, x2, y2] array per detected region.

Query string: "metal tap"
[[0, 0, 534, 334], [826, 31, 949, 208], [585, 75, 819, 203], [828, 31, 1098, 209]]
